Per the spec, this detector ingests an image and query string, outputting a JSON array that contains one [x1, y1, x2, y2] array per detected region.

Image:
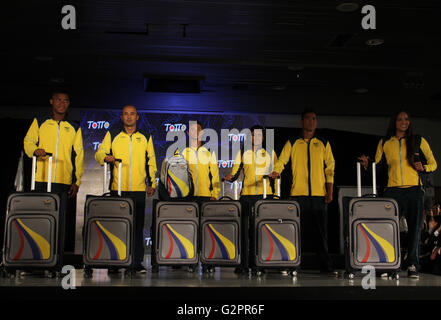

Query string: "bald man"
[[95, 105, 157, 273]]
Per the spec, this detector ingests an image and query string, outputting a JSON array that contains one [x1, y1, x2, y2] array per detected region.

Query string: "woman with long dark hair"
[[359, 111, 437, 279]]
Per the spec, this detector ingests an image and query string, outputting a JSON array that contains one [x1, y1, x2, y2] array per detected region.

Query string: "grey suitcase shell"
[[83, 160, 135, 270], [83, 196, 135, 267], [3, 193, 63, 269], [346, 163, 401, 277], [252, 176, 301, 270], [253, 199, 301, 268], [2, 154, 65, 272], [154, 201, 199, 265], [200, 200, 241, 266]]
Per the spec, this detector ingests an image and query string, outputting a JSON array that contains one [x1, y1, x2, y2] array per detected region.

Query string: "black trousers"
[[383, 186, 424, 268], [291, 196, 333, 271], [35, 182, 76, 253], [111, 191, 146, 267], [239, 195, 263, 269]]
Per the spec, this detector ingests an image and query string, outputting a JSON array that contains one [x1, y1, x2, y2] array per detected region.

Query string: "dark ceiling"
[[1, 0, 440, 117]]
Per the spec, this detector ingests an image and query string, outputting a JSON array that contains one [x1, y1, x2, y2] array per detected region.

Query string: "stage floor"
[[1, 255, 441, 303]]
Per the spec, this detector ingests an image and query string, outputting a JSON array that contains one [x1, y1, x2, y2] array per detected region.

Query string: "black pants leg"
[[36, 182, 75, 254], [239, 195, 262, 270], [384, 186, 424, 268], [292, 196, 333, 271], [112, 191, 146, 267]]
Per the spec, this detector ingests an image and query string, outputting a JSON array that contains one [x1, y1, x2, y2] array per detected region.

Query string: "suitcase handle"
[[103, 158, 123, 196], [221, 178, 239, 200], [31, 153, 53, 192], [262, 175, 281, 199], [357, 161, 377, 197]]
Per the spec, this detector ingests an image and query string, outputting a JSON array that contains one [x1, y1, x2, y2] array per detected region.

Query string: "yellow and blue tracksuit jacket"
[[375, 135, 437, 188], [23, 116, 84, 186], [180, 146, 220, 199], [95, 127, 157, 192], [230, 148, 278, 196], [274, 136, 335, 197]]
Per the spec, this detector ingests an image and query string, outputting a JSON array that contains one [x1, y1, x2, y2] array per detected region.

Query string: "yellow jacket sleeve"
[[147, 135, 158, 189], [421, 137, 437, 173], [324, 142, 335, 184], [95, 131, 112, 165], [23, 118, 39, 158], [274, 140, 292, 174], [375, 139, 385, 164], [73, 127, 84, 186], [230, 150, 242, 179], [210, 151, 220, 199]]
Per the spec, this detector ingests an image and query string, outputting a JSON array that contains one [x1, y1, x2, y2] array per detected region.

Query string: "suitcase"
[[82, 159, 135, 278], [344, 162, 401, 279], [250, 176, 301, 277], [200, 179, 242, 273], [2, 153, 66, 278], [151, 200, 199, 272]]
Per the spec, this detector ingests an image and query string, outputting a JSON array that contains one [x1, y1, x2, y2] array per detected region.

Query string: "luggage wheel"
[[388, 272, 399, 280], [291, 270, 298, 277], [344, 272, 355, 280], [83, 267, 93, 278], [187, 266, 196, 273], [123, 269, 133, 278]]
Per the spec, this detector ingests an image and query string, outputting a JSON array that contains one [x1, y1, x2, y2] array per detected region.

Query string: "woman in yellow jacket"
[[359, 111, 437, 279], [225, 125, 277, 273]]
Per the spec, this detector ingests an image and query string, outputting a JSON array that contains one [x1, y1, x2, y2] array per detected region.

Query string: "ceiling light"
[[365, 38, 384, 46], [336, 3, 360, 12]]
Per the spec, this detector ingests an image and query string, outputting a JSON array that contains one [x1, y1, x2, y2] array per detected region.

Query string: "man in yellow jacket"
[[271, 109, 335, 274], [95, 105, 157, 273], [180, 121, 220, 204], [23, 91, 84, 253]]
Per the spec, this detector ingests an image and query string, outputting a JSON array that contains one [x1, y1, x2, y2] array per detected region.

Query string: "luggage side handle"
[[357, 161, 377, 198], [103, 158, 123, 196], [221, 178, 238, 200]]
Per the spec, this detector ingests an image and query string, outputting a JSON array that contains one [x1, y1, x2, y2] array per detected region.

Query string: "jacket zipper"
[[129, 135, 133, 191], [53, 121, 60, 183], [307, 139, 312, 196], [399, 138, 404, 186]]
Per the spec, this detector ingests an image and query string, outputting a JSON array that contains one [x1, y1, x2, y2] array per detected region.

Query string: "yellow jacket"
[[230, 148, 278, 196], [375, 136, 437, 188], [23, 117, 84, 186], [180, 146, 220, 198], [274, 136, 335, 197], [95, 128, 157, 192]]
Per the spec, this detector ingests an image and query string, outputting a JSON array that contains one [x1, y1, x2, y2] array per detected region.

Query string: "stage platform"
[[1, 255, 441, 304]]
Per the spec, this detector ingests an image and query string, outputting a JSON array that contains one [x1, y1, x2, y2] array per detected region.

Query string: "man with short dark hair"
[[95, 105, 157, 273], [23, 91, 84, 254], [270, 110, 335, 274]]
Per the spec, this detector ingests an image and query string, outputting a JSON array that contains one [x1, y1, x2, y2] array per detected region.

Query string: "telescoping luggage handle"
[[103, 158, 123, 196], [221, 178, 239, 200], [262, 175, 281, 199], [356, 161, 377, 197], [31, 153, 53, 192]]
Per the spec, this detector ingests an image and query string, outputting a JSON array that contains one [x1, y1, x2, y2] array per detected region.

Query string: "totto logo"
[[228, 134, 246, 142], [92, 142, 101, 150], [87, 121, 110, 130], [218, 160, 235, 168], [164, 124, 187, 132]]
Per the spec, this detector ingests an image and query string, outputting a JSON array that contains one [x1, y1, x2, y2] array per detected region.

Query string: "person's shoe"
[[134, 266, 147, 274], [407, 265, 419, 279]]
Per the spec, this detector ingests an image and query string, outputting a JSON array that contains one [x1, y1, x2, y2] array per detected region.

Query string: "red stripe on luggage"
[[164, 225, 174, 259], [168, 178, 172, 195], [359, 224, 371, 263], [93, 222, 103, 260], [13, 220, 24, 260], [263, 225, 274, 261], [207, 226, 216, 259]]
